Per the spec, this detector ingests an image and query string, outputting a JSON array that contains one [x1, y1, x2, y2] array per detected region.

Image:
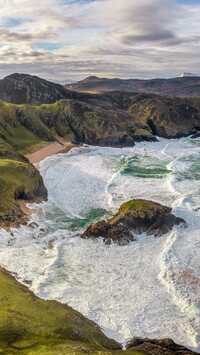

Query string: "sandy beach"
[[26, 140, 78, 165]]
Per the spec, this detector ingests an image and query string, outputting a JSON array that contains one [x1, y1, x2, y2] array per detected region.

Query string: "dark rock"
[[191, 132, 200, 139], [28, 222, 39, 229], [81, 199, 186, 245], [126, 337, 199, 354]]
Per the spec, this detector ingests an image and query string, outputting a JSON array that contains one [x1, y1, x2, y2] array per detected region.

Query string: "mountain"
[[179, 72, 197, 77], [66, 75, 200, 97], [0, 73, 74, 104]]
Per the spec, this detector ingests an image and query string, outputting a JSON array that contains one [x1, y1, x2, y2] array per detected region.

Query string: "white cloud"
[[0, 0, 199, 81]]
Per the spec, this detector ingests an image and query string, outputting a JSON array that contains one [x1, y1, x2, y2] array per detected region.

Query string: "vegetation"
[[0, 267, 144, 355], [0, 138, 47, 224], [0, 90, 199, 223]]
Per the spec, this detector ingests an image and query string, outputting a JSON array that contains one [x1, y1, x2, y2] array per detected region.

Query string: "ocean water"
[[0, 137, 199, 351]]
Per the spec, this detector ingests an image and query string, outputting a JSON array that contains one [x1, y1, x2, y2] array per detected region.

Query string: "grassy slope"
[[0, 267, 143, 355]]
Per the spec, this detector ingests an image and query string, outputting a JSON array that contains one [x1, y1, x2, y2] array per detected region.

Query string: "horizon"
[[1, 71, 200, 84], [0, 0, 199, 81]]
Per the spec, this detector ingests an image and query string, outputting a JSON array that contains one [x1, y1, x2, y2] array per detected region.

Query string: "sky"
[[0, 0, 199, 82]]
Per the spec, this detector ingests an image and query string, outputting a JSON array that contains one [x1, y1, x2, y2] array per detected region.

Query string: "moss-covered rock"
[[81, 199, 186, 245]]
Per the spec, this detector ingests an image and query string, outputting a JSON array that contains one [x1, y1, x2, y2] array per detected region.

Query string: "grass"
[[119, 200, 153, 213], [0, 267, 133, 355], [5, 125, 45, 152], [0, 267, 144, 354], [109, 199, 156, 225]]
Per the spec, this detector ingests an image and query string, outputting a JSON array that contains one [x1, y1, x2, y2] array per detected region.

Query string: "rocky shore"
[[82, 199, 186, 245]]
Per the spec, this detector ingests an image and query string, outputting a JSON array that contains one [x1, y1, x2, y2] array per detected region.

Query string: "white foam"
[[0, 138, 199, 351]]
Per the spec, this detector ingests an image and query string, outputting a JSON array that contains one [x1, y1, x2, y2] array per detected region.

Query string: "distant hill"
[[66, 75, 200, 97], [0, 73, 73, 104]]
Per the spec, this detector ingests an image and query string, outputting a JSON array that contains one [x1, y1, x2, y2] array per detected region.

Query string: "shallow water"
[[0, 137, 199, 350]]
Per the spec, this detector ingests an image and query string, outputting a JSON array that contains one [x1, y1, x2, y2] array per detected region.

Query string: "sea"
[[0, 137, 199, 351]]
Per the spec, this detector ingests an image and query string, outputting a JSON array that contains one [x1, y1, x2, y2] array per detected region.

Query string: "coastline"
[[20, 140, 79, 220], [26, 140, 78, 165]]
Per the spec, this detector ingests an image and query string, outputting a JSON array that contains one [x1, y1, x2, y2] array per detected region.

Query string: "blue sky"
[[0, 0, 199, 81]]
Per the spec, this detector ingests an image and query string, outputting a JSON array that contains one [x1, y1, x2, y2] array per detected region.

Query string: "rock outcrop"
[[81, 199, 186, 245], [126, 337, 199, 354]]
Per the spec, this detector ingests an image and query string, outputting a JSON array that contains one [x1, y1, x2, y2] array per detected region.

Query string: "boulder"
[[81, 199, 186, 245]]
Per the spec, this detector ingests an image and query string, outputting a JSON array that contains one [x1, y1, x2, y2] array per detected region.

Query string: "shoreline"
[[22, 140, 80, 218], [26, 140, 79, 165]]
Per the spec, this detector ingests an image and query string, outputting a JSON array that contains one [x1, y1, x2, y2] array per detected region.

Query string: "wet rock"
[[28, 222, 39, 229], [81, 199, 186, 245], [126, 337, 199, 354], [191, 132, 200, 139]]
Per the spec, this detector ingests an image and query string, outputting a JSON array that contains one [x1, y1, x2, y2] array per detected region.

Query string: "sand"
[[26, 140, 78, 165]]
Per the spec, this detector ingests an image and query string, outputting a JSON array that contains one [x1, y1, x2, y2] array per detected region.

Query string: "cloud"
[[0, 0, 199, 80], [0, 28, 58, 43]]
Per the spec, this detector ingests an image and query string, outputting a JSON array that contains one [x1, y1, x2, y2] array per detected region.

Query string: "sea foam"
[[0, 137, 199, 351]]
